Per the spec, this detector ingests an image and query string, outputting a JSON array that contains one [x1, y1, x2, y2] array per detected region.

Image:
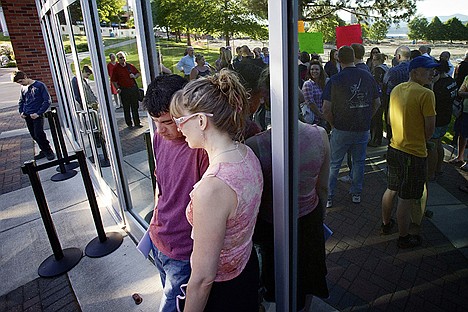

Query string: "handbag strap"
[[126, 64, 138, 88]]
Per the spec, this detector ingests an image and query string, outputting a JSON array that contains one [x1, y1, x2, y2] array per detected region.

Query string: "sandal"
[[448, 158, 464, 165]]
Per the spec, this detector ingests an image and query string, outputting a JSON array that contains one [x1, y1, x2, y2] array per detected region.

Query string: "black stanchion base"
[[56, 161, 80, 172], [38, 247, 82, 278], [51, 169, 78, 182], [85, 232, 124, 258]]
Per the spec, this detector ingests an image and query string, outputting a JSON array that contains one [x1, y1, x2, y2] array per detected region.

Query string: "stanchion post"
[[76, 150, 106, 241], [50, 109, 79, 172], [76, 150, 123, 258], [46, 111, 77, 182], [46, 111, 66, 173], [21, 161, 82, 277], [22, 161, 64, 259], [144, 131, 156, 193]]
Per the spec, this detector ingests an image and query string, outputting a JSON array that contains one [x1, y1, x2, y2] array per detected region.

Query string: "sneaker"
[[397, 234, 422, 249], [351, 194, 361, 204], [45, 150, 55, 161], [338, 175, 352, 183], [34, 151, 46, 160], [326, 198, 333, 208], [380, 219, 395, 235], [135, 124, 143, 128]]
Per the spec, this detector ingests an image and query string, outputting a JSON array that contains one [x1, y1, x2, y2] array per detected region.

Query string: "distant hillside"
[[431, 14, 468, 22], [387, 14, 468, 37]]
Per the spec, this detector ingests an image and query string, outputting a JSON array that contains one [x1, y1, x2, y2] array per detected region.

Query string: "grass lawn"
[[2, 33, 458, 146], [102, 38, 219, 85], [0, 34, 11, 45]]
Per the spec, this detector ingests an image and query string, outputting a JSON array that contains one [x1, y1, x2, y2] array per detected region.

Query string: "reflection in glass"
[[58, 0, 154, 223]]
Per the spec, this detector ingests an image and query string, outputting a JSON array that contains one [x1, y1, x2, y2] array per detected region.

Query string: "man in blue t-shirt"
[[13, 71, 55, 161], [323, 46, 381, 207]]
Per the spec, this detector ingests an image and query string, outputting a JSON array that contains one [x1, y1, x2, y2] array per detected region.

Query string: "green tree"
[[408, 16, 428, 42], [308, 14, 346, 43], [151, 0, 267, 46], [368, 20, 390, 43], [427, 16, 446, 43], [445, 17, 468, 43], [247, 0, 417, 25], [97, 0, 126, 24], [151, 0, 208, 45], [208, 0, 268, 46]]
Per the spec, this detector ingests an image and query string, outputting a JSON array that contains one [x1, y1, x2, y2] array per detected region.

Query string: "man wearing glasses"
[[111, 51, 142, 128], [141, 74, 208, 312]]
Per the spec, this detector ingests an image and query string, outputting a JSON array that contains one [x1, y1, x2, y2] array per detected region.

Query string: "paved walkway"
[[1, 66, 468, 311], [322, 147, 468, 311], [0, 69, 81, 311]]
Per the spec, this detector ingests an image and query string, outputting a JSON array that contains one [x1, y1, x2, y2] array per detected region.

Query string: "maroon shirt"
[[149, 134, 209, 260], [111, 63, 139, 88]]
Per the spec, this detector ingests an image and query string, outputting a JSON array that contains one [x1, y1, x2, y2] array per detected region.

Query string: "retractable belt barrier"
[[44, 109, 78, 181], [22, 150, 123, 278]]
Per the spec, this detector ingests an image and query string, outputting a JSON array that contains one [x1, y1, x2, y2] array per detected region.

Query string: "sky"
[[338, 0, 466, 22], [416, 0, 466, 18]]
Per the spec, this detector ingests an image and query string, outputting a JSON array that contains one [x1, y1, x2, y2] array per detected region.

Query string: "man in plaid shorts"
[[380, 56, 437, 249]]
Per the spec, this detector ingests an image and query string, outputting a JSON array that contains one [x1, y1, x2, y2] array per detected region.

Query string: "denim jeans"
[[25, 116, 51, 152], [328, 129, 369, 197], [151, 241, 191, 312]]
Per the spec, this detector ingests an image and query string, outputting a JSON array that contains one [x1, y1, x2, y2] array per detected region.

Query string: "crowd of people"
[[133, 43, 468, 311], [12, 39, 468, 310]]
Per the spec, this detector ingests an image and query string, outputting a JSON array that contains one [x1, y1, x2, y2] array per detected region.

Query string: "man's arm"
[[36, 83, 52, 116], [372, 97, 381, 117], [131, 64, 140, 79], [424, 115, 436, 141], [176, 57, 185, 72], [18, 90, 25, 116], [111, 71, 121, 93], [71, 77, 82, 104], [322, 99, 333, 127]]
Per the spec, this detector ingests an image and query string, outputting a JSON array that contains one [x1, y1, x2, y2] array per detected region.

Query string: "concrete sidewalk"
[[1, 65, 468, 311]]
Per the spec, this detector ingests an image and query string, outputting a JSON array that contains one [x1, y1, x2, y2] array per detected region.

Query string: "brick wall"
[[2, 0, 56, 101]]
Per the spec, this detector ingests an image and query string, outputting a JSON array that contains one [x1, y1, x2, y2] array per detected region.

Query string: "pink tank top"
[[187, 146, 263, 282]]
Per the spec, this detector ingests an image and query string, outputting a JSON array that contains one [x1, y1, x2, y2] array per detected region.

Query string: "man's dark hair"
[[13, 71, 27, 82], [436, 59, 450, 74], [299, 51, 310, 63], [410, 49, 421, 60], [351, 43, 365, 60], [82, 65, 93, 75], [143, 74, 187, 117], [338, 46, 355, 64]]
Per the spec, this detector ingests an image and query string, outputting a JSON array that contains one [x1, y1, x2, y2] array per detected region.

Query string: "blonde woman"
[[170, 70, 263, 311]]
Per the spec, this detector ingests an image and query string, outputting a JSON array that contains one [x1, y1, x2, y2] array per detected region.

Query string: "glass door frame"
[[37, 0, 301, 307]]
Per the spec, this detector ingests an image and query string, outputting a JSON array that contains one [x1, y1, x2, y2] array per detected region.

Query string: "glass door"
[[67, 1, 111, 173], [48, 0, 155, 225]]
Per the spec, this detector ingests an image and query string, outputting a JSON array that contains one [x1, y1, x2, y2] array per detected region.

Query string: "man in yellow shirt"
[[380, 56, 437, 249]]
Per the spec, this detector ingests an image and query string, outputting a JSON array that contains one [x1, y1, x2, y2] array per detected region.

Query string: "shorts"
[[386, 146, 427, 199], [431, 124, 448, 139]]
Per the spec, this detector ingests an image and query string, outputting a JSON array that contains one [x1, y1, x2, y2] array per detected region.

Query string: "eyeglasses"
[[173, 112, 213, 128], [118, 56, 125, 59]]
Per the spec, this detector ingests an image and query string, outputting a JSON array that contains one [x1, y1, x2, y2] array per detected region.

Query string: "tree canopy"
[[367, 20, 390, 43], [300, 0, 416, 25], [408, 15, 468, 42], [97, 0, 126, 24], [308, 14, 346, 43]]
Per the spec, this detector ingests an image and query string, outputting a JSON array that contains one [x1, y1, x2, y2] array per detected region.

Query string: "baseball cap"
[[409, 56, 439, 72]]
